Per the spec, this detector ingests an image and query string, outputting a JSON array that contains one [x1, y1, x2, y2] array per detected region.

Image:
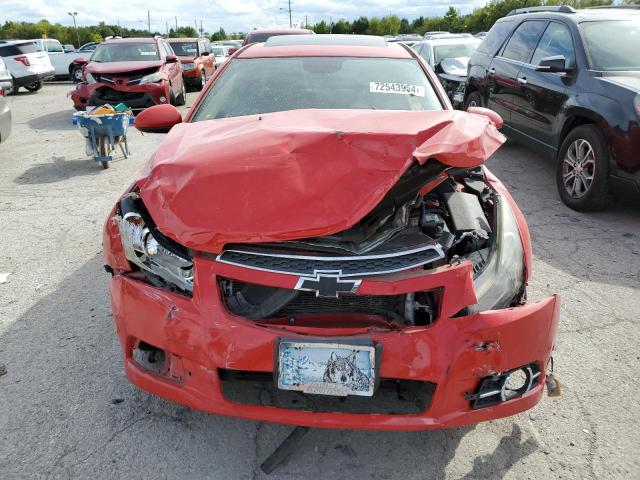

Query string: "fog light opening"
[[501, 367, 533, 402], [159, 96, 167, 103], [133, 341, 166, 374]]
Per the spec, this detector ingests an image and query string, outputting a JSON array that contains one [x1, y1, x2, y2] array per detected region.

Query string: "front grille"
[[99, 73, 144, 85], [275, 290, 404, 318], [219, 279, 438, 326], [216, 243, 444, 278], [94, 87, 145, 102], [219, 369, 436, 415]]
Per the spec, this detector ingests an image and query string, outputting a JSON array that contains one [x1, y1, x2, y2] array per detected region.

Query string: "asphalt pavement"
[[0, 83, 638, 479]]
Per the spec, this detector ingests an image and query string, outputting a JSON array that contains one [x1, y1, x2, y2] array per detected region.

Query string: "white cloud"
[[3, 0, 487, 34]]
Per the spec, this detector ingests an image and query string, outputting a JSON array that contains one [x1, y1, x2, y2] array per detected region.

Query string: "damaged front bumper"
[[71, 81, 170, 111], [108, 254, 559, 431]]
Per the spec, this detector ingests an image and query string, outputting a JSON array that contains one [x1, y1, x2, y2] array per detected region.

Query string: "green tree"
[[332, 19, 350, 34], [351, 16, 369, 34], [211, 28, 227, 41], [313, 20, 330, 34]]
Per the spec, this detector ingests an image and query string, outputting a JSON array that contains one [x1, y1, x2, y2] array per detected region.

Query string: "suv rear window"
[[477, 21, 514, 55], [0, 42, 39, 56]]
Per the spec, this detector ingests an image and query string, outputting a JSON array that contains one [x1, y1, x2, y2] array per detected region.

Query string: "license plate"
[[276, 340, 376, 397]]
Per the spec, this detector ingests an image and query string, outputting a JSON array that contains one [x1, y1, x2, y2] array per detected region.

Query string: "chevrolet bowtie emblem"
[[294, 271, 361, 298]]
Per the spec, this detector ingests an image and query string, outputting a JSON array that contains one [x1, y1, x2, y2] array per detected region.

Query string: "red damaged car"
[[71, 37, 186, 111], [104, 35, 560, 430]]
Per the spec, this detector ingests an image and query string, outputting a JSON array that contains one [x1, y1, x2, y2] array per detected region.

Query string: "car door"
[[486, 20, 547, 124], [510, 21, 575, 149], [44, 39, 65, 75]]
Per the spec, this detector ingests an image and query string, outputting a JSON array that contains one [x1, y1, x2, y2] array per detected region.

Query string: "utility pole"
[[175, 16, 178, 32], [200, 20, 203, 37], [195, 20, 198, 36], [166, 21, 169, 36], [305, 15, 308, 29], [67, 12, 80, 47], [147, 10, 151, 33], [288, 0, 292, 28]]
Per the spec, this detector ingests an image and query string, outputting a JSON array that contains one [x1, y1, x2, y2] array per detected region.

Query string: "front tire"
[[556, 124, 611, 211], [464, 91, 482, 110], [24, 81, 43, 92], [70, 65, 83, 83]]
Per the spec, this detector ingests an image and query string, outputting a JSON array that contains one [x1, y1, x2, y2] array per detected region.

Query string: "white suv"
[[0, 40, 55, 93]]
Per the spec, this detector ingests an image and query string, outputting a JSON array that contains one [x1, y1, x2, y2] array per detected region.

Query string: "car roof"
[[502, 6, 640, 24], [238, 35, 413, 59], [102, 37, 157, 44], [248, 28, 314, 36]]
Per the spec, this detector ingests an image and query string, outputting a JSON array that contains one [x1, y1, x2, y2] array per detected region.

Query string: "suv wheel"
[[556, 124, 611, 211], [464, 91, 482, 110], [24, 81, 43, 92]]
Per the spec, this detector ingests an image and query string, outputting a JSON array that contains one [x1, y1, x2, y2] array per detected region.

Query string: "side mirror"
[[135, 104, 183, 133], [201, 51, 210, 56], [467, 106, 504, 129], [536, 55, 568, 73], [73, 57, 88, 65], [165, 55, 178, 63]]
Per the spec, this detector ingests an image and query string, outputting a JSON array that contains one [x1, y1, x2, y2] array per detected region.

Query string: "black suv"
[[464, 6, 640, 210]]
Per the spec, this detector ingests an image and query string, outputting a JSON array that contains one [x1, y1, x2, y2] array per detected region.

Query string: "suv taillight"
[[15, 56, 30, 67], [0, 88, 4, 97]]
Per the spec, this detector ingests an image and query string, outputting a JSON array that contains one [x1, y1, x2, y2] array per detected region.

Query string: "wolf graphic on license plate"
[[277, 342, 375, 397]]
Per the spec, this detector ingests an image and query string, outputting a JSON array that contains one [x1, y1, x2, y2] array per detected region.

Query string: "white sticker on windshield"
[[140, 51, 157, 55], [369, 82, 425, 97]]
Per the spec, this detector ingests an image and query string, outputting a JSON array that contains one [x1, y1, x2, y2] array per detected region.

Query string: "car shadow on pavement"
[[14, 155, 112, 184], [487, 141, 640, 291], [0, 254, 538, 479], [27, 109, 76, 131]]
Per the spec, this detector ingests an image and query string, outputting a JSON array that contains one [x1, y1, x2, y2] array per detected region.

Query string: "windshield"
[[169, 42, 198, 56], [580, 20, 640, 71], [212, 46, 226, 57], [91, 43, 159, 62], [192, 57, 442, 121], [433, 43, 479, 64]]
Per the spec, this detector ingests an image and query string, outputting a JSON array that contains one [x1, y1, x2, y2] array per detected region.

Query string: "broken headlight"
[[118, 201, 193, 294], [472, 194, 525, 311]]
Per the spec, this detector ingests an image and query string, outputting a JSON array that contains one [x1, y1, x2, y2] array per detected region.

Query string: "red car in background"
[[168, 38, 215, 91], [104, 35, 560, 431], [71, 37, 185, 111]]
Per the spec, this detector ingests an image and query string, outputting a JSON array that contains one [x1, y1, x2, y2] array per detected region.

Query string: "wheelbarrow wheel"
[[98, 136, 110, 169]]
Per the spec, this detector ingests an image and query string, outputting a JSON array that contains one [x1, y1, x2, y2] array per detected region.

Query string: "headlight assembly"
[[472, 194, 525, 311], [118, 196, 193, 294], [139, 71, 163, 84]]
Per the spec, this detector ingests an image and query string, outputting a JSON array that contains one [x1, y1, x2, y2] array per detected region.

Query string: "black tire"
[[175, 79, 186, 106], [70, 65, 83, 83], [24, 81, 43, 92], [556, 124, 611, 211], [464, 91, 482, 110]]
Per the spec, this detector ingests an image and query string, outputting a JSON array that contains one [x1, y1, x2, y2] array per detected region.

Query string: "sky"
[[2, 0, 487, 34]]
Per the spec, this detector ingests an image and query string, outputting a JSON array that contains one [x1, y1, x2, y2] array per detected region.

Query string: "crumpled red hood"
[[137, 109, 504, 253]]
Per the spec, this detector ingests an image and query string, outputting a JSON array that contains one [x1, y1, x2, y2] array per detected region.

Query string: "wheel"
[[464, 91, 482, 109], [98, 136, 111, 169], [24, 81, 43, 92], [70, 65, 83, 83], [175, 79, 186, 106], [197, 70, 206, 91], [556, 124, 611, 211]]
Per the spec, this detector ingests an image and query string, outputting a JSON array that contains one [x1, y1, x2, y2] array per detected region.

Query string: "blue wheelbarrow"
[[72, 111, 134, 169]]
